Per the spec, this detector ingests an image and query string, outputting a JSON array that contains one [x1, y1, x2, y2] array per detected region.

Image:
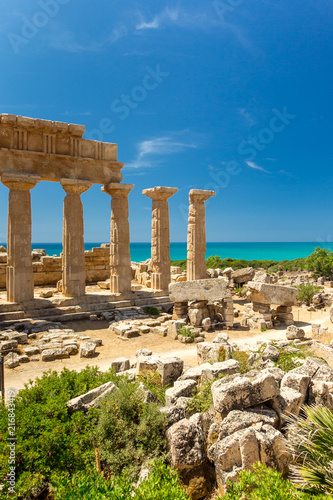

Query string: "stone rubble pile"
[[64, 337, 333, 499], [1, 323, 102, 368]]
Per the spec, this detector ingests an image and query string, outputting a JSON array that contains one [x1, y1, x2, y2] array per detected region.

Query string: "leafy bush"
[[138, 371, 169, 404], [305, 247, 333, 277], [232, 350, 251, 374], [177, 326, 195, 341], [222, 462, 326, 500], [93, 377, 166, 476], [296, 283, 321, 305], [0, 366, 117, 498], [143, 306, 160, 316], [52, 461, 191, 500], [0, 367, 167, 499], [186, 378, 214, 415], [288, 406, 333, 495]]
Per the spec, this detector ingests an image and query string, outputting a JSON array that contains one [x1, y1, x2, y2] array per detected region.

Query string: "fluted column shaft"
[[61, 179, 91, 297], [2, 173, 40, 303], [143, 186, 178, 291], [102, 183, 134, 294], [187, 189, 215, 281]]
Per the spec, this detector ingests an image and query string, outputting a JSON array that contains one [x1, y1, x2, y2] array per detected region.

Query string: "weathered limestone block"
[[208, 424, 289, 495], [41, 348, 70, 361], [3, 331, 28, 344], [188, 301, 210, 327], [292, 356, 327, 378], [167, 414, 210, 500], [172, 303, 188, 321], [218, 407, 279, 440], [169, 278, 230, 303], [136, 355, 158, 377], [262, 345, 280, 361], [197, 342, 232, 364], [65, 344, 79, 355], [79, 342, 96, 358], [0, 340, 18, 353], [23, 346, 40, 356], [156, 356, 184, 387], [248, 282, 298, 306], [281, 372, 311, 402], [165, 379, 197, 407], [308, 380, 333, 409], [268, 387, 304, 426], [136, 348, 152, 358], [231, 267, 255, 284], [211, 373, 280, 415], [201, 360, 240, 381], [67, 381, 117, 413], [179, 363, 212, 382], [111, 357, 130, 373], [286, 325, 305, 340], [310, 342, 333, 368]]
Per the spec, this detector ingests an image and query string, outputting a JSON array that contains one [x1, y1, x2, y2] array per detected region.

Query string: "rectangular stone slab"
[[248, 281, 298, 306], [169, 278, 231, 302]]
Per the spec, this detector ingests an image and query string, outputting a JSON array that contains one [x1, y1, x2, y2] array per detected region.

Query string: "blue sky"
[[0, 0, 332, 243]]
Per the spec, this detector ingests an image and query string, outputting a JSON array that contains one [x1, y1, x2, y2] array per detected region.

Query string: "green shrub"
[[261, 327, 267, 332], [186, 379, 213, 415], [305, 247, 333, 277], [138, 371, 169, 404], [143, 306, 160, 316], [288, 406, 333, 495], [222, 462, 326, 500], [52, 461, 191, 500], [93, 377, 166, 476], [272, 343, 317, 372], [232, 350, 251, 374], [177, 326, 195, 341], [296, 283, 321, 305], [0, 366, 118, 498]]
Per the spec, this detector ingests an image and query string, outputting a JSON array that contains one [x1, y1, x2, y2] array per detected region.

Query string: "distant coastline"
[[1, 242, 330, 263]]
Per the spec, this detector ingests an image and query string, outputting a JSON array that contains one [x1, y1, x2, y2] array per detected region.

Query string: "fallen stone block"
[[4, 353, 20, 369], [212, 372, 280, 415], [248, 282, 298, 306], [18, 354, 30, 363], [179, 363, 212, 382], [218, 407, 279, 440], [308, 380, 333, 409], [268, 387, 304, 426], [281, 372, 311, 402], [136, 348, 152, 357], [79, 342, 96, 358], [262, 345, 280, 361], [165, 379, 197, 407], [111, 357, 130, 373], [169, 278, 231, 303], [0, 340, 18, 353], [231, 267, 255, 284], [65, 345, 79, 355], [156, 356, 184, 387], [201, 360, 240, 381], [67, 381, 117, 413], [23, 346, 40, 356], [286, 325, 305, 340], [136, 355, 158, 377], [42, 348, 70, 361]]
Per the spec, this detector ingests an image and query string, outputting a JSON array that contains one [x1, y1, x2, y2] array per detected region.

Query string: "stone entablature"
[[0, 114, 123, 184]]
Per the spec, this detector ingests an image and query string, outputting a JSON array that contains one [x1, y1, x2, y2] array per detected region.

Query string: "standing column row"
[[61, 179, 92, 297], [102, 183, 134, 295], [187, 189, 215, 281], [143, 187, 178, 292], [1, 173, 41, 303]]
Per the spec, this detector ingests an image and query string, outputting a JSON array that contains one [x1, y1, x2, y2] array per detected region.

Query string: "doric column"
[[1, 173, 41, 303], [102, 183, 134, 294], [187, 189, 215, 281], [60, 179, 92, 297], [142, 186, 178, 291]]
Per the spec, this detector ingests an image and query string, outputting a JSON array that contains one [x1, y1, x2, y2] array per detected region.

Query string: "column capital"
[[60, 178, 92, 195], [1, 172, 41, 191], [142, 186, 178, 201], [189, 189, 215, 203], [102, 182, 134, 198]]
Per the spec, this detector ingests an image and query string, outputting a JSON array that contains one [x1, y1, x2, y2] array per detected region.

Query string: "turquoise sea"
[[0, 242, 329, 262]]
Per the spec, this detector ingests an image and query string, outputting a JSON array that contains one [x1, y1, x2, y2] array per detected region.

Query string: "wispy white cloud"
[[136, 7, 179, 31], [239, 108, 256, 127], [245, 161, 270, 173], [126, 133, 198, 169], [48, 26, 127, 53]]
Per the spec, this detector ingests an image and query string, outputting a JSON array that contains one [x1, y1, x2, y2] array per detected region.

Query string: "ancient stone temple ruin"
[[0, 114, 229, 327]]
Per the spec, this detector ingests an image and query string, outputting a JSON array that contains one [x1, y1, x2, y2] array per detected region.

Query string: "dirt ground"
[[3, 300, 332, 396]]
